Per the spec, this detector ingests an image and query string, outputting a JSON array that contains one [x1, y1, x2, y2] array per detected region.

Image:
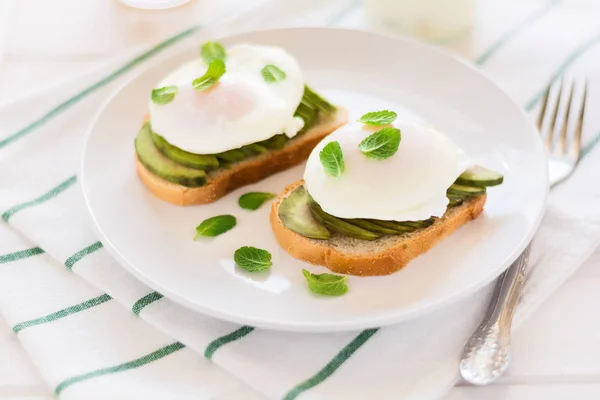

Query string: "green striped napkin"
[[1, 0, 600, 399]]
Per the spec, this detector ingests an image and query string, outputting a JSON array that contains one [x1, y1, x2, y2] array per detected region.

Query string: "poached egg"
[[149, 44, 305, 154], [303, 120, 471, 222]]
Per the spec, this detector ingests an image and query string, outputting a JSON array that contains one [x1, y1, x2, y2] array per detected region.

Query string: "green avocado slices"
[[135, 123, 207, 187], [278, 186, 331, 239], [260, 134, 289, 150], [308, 200, 382, 241], [367, 219, 417, 233], [395, 219, 435, 229], [243, 143, 269, 157], [216, 148, 246, 162], [447, 184, 486, 197], [345, 219, 400, 235], [278, 165, 503, 241], [151, 132, 219, 170], [281, 179, 494, 241], [456, 165, 504, 187]]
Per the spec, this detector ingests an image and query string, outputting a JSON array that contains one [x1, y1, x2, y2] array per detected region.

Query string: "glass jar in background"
[[365, 0, 476, 42], [119, 0, 191, 10]]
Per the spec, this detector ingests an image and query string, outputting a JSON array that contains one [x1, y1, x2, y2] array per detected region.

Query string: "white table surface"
[[2, 0, 600, 399]]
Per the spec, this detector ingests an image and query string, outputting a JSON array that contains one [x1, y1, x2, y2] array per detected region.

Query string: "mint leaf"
[[359, 110, 397, 125], [194, 215, 236, 239], [261, 64, 287, 83], [192, 59, 226, 91], [239, 192, 276, 211], [151, 86, 178, 105], [319, 141, 345, 177], [201, 41, 226, 64], [234, 246, 272, 272], [302, 269, 348, 296], [358, 127, 401, 160]]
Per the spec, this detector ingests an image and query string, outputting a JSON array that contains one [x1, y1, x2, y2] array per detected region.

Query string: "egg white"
[[303, 121, 472, 222], [148, 44, 305, 154]]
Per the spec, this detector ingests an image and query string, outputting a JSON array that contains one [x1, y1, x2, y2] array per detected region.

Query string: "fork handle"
[[459, 244, 531, 385]]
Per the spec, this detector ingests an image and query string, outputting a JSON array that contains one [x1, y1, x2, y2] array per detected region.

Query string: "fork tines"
[[537, 78, 587, 160]]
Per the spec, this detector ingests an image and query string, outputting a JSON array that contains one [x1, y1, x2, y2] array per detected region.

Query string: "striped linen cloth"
[[1, 0, 600, 398]]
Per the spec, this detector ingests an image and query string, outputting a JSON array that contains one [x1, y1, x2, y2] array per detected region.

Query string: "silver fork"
[[459, 78, 588, 385]]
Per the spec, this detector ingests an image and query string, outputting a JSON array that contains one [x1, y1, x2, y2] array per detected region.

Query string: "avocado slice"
[[302, 85, 336, 114], [135, 123, 207, 187], [216, 148, 246, 162], [260, 134, 289, 150], [448, 198, 464, 208], [395, 219, 435, 229], [321, 220, 382, 241], [242, 143, 269, 157], [151, 131, 219, 171], [279, 186, 331, 240], [456, 165, 504, 187], [295, 100, 318, 131], [308, 200, 381, 241], [447, 184, 486, 197], [345, 218, 400, 235], [367, 220, 417, 233]]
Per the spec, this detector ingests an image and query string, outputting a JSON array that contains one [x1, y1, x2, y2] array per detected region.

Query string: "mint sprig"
[[302, 269, 348, 296], [319, 141, 345, 177], [192, 59, 226, 91], [151, 86, 178, 105], [201, 41, 226, 64], [359, 110, 397, 126], [239, 192, 276, 211], [358, 127, 401, 160], [194, 215, 236, 239], [261, 64, 287, 83], [234, 246, 272, 272]]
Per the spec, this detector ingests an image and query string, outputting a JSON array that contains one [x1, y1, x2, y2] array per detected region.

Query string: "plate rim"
[[80, 27, 549, 332]]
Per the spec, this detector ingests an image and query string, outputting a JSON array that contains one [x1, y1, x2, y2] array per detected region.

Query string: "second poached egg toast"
[[271, 109, 504, 276]]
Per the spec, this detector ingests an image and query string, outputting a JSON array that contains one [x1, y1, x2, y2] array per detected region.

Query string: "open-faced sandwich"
[[270, 110, 503, 276], [135, 41, 347, 205]]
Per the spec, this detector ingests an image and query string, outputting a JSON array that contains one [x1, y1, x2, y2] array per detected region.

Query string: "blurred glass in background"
[[119, 0, 192, 10], [366, 0, 476, 42]]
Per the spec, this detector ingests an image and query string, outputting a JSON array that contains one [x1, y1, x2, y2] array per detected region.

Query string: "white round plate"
[[81, 28, 548, 332]]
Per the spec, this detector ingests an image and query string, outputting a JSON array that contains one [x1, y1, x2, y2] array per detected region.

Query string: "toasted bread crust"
[[135, 109, 348, 206], [270, 180, 487, 276]]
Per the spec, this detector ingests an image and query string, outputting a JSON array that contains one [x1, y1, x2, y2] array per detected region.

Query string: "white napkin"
[[1, 1, 600, 399], [0, 0, 14, 70]]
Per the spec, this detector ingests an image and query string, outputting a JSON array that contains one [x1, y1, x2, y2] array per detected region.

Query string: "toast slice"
[[136, 108, 348, 206], [270, 180, 486, 276]]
